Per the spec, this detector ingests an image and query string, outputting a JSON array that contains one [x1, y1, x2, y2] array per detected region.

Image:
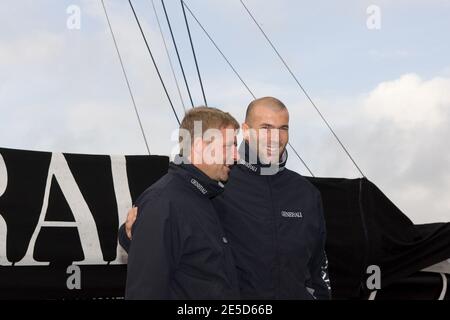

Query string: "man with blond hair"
[[125, 107, 240, 300]]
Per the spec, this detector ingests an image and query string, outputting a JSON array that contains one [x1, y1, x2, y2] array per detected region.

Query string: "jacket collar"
[[238, 141, 287, 176], [170, 155, 224, 199]]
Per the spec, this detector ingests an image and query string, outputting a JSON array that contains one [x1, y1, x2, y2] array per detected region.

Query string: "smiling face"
[[210, 126, 239, 182], [179, 107, 240, 182], [243, 98, 289, 164]]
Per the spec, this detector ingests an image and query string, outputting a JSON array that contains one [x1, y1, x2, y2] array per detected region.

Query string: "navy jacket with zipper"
[[121, 144, 331, 299], [125, 160, 239, 300], [213, 142, 331, 299]]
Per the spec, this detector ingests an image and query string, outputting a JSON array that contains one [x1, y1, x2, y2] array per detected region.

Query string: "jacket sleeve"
[[307, 192, 332, 300], [125, 195, 181, 299], [118, 223, 131, 253]]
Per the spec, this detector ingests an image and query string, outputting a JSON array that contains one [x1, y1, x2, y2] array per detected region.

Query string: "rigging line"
[[180, 0, 208, 106], [101, 0, 151, 155], [288, 143, 315, 177], [150, 0, 186, 112], [160, 0, 195, 109], [239, 0, 366, 178], [182, 1, 256, 100], [182, 1, 315, 177], [128, 0, 180, 125]]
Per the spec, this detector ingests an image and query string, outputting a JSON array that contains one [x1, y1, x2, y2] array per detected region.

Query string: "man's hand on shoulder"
[[125, 206, 138, 240]]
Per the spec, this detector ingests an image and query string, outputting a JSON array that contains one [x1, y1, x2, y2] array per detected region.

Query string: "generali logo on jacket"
[[190, 178, 208, 195], [281, 210, 303, 218]]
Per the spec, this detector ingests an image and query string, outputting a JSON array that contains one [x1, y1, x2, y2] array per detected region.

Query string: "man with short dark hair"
[[125, 107, 240, 299], [220, 97, 331, 299]]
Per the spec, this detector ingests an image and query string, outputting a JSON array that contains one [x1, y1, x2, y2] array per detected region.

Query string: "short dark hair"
[[245, 97, 287, 123]]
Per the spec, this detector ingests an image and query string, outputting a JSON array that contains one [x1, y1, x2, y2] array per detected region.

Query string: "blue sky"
[[1, 0, 449, 223]]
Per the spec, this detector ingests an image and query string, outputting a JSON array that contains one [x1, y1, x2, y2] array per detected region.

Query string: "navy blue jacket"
[[121, 144, 331, 300], [214, 142, 331, 299], [125, 161, 239, 300]]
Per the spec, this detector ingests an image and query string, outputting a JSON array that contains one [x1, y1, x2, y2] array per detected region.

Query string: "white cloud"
[[0, 32, 64, 66], [364, 73, 450, 130], [305, 73, 450, 224]]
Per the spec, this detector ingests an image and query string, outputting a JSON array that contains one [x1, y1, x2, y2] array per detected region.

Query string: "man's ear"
[[191, 136, 204, 164]]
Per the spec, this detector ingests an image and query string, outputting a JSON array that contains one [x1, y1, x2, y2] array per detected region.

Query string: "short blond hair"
[[179, 106, 239, 154]]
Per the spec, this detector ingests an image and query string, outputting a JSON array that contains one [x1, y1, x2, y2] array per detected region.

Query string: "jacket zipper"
[[211, 203, 236, 293], [267, 175, 280, 299]]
